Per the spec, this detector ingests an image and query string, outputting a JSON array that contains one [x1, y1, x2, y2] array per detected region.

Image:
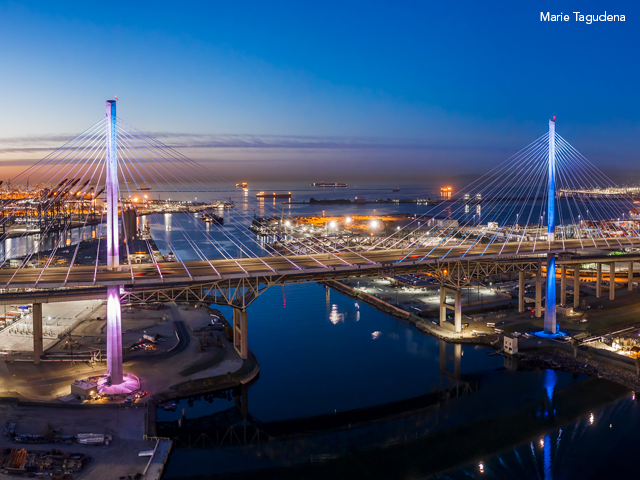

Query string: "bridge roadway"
[[0, 237, 637, 291]]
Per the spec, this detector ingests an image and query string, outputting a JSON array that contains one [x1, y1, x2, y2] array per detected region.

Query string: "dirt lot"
[[0, 402, 156, 480]]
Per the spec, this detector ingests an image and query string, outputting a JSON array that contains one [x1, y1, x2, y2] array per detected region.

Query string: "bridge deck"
[[0, 238, 636, 290]]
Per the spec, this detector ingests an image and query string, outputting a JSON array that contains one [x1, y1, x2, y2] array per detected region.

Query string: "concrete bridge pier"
[[535, 259, 542, 318], [560, 266, 567, 305], [609, 262, 616, 301], [596, 263, 602, 298], [233, 308, 248, 359], [630, 261, 634, 291], [518, 271, 525, 313], [573, 267, 580, 309], [32, 303, 42, 365], [439, 286, 462, 333], [439, 286, 446, 328]]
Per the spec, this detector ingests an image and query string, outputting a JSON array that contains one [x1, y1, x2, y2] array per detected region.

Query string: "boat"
[[392, 187, 400, 192], [235, 182, 248, 188], [200, 213, 224, 225], [310, 182, 347, 188], [256, 191, 292, 199]]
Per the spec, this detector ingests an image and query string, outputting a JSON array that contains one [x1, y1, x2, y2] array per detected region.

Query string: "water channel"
[[156, 281, 633, 479]]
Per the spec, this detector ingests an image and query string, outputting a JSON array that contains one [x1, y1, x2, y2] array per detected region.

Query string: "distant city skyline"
[[1, 1, 638, 184]]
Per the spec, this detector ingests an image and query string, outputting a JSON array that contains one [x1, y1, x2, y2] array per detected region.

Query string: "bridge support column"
[[106, 285, 123, 384], [629, 261, 634, 291], [544, 253, 556, 334], [32, 303, 42, 365], [233, 308, 248, 360], [454, 289, 462, 334], [439, 284, 446, 328], [596, 263, 602, 298], [560, 266, 566, 305], [518, 271, 525, 313], [609, 262, 616, 301], [574, 267, 580, 309], [535, 259, 542, 318], [439, 286, 462, 333]]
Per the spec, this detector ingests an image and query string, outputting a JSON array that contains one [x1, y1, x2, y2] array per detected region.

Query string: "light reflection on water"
[[158, 282, 509, 424], [438, 394, 638, 480], [160, 282, 630, 479]]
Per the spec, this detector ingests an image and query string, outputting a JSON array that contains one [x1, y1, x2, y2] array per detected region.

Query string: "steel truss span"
[[2, 249, 639, 309]]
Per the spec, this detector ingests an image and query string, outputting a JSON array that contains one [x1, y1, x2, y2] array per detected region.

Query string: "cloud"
[[0, 131, 464, 155], [144, 132, 425, 150]]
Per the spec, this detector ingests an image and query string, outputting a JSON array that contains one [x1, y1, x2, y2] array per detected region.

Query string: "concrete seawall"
[[323, 280, 497, 346]]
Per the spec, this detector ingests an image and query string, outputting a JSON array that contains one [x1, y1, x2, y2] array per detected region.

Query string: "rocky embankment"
[[520, 348, 640, 391]]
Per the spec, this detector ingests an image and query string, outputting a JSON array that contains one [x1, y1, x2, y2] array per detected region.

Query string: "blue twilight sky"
[[0, 0, 638, 185]]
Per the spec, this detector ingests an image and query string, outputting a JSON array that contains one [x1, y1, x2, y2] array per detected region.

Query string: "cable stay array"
[[0, 112, 638, 290], [0, 114, 385, 286], [364, 130, 640, 261]]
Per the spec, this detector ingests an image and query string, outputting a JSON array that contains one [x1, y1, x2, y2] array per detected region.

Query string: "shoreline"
[[324, 279, 640, 391], [323, 279, 498, 347]]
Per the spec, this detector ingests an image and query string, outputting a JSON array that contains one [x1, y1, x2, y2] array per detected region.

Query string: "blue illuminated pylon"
[[544, 117, 557, 334]]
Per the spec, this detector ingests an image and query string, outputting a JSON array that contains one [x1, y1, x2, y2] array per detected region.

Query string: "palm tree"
[[572, 339, 580, 358]]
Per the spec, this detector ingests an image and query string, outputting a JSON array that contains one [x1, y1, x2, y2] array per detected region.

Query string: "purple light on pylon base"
[[106, 286, 123, 384]]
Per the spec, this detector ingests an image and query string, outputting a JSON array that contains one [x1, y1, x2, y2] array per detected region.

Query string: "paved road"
[[0, 237, 637, 290]]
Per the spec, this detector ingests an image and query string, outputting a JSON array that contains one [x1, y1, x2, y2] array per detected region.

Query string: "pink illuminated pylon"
[[105, 100, 123, 385], [106, 285, 123, 384]]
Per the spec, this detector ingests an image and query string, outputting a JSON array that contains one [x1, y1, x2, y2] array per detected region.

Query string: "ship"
[[256, 191, 292, 199], [311, 182, 347, 188], [392, 187, 400, 192], [235, 182, 248, 188], [200, 213, 224, 225]]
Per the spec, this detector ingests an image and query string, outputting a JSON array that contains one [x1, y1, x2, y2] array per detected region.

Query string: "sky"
[[0, 0, 638, 187]]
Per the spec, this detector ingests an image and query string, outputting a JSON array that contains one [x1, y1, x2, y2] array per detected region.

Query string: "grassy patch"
[[170, 356, 257, 392]]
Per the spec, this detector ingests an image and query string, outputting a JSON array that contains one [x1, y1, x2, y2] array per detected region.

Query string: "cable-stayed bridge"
[[1, 102, 639, 389]]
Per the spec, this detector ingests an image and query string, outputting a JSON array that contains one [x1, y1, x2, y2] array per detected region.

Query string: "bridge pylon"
[[544, 117, 557, 335], [105, 99, 124, 385]]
